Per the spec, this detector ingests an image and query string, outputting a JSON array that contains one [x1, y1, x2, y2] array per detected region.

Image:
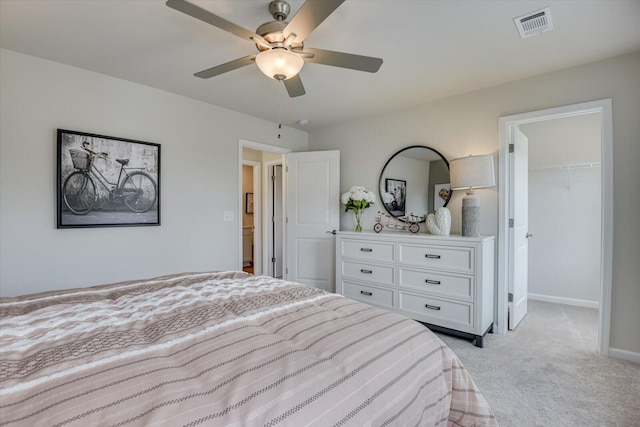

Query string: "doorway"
[[239, 140, 290, 276], [521, 114, 602, 310], [241, 162, 260, 274], [497, 99, 613, 356]]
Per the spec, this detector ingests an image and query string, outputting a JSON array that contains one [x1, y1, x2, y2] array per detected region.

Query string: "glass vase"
[[353, 209, 364, 232]]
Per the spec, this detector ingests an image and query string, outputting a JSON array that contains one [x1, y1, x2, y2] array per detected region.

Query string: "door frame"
[[263, 160, 284, 277], [238, 139, 291, 272], [497, 99, 613, 356]]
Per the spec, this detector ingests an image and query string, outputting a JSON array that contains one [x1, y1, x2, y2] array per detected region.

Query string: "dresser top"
[[336, 230, 494, 243]]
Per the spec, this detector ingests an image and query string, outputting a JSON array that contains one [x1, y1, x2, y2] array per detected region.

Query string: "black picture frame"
[[245, 193, 254, 214], [57, 129, 161, 228], [385, 178, 407, 216]]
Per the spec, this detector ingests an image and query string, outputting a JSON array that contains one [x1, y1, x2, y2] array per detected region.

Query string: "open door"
[[509, 126, 529, 329], [285, 151, 340, 292]]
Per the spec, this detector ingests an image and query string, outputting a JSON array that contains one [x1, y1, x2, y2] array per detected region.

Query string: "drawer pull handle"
[[361, 291, 373, 296], [425, 279, 441, 285], [425, 304, 441, 311], [360, 269, 373, 274], [360, 248, 373, 252], [425, 254, 441, 259]]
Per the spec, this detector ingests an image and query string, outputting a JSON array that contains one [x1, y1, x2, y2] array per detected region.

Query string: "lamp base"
[[461, 191, 480, 237]]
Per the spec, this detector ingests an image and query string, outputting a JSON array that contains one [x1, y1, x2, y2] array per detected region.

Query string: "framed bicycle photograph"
[[56, 129, 161, 228]]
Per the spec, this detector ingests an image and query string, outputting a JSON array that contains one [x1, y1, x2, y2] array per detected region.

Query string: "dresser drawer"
[[343, 282, 395, 309], [341, 260, 394, 286], [399, 268, 473, 301], [399, 292, 473, 330], [399, 243, 474, 273], [341, 239, 395, 263]]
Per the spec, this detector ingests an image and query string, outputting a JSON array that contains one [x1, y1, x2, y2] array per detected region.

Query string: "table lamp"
[[449, 154, 496, 237]]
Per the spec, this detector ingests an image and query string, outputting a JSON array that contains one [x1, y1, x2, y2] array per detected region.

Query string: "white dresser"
[[335, 231, 495, 347]]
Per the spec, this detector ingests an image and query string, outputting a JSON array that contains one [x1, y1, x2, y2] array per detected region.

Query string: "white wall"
[[521, 115, 601, 307], [0, 48, 308, 296], [524, 114, 602, 170], [309, 52, 640, 355]]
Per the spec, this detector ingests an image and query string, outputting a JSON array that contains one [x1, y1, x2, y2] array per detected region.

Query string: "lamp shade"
[[255, 48, 304, 81], [449, 154, 496, 190]]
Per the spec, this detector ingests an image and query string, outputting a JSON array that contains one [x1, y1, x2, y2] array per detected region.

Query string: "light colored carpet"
[[434, 300, 640, 427]]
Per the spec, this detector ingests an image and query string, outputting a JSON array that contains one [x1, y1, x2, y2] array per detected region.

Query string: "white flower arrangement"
[[341, 186, 376, 231]]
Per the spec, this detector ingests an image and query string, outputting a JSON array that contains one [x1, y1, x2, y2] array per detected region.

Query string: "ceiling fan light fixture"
[[255, 48, 304, 80]]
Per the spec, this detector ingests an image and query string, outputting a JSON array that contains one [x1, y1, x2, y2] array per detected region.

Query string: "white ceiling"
[[1, 0, 639, 131]]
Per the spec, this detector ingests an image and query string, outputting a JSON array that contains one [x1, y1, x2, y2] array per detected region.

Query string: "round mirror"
[[378, 145, 451, 222]]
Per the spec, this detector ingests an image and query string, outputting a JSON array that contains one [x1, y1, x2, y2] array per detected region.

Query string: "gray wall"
[[0, 48, 308, 296], [308, 52, 640, 355]]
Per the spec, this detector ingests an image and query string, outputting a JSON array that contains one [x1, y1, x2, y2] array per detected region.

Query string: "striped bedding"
[[0, 271, 496, 426]]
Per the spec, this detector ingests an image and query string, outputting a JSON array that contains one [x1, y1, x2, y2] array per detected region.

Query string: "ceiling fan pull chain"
[[277, 81, 283, 139]]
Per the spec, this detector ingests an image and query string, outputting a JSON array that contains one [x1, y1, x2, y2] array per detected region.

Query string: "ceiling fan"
[[166, 0, 383, 97]]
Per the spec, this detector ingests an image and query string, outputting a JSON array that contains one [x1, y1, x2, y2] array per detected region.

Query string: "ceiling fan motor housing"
[[255, 21, 303, 52], [269, 0, 291, 21]]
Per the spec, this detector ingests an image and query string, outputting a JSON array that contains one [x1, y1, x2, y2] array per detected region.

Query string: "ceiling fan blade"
[[303, 48, 383, 73], [166, 0, 258, 42], [194, 55, 256, 79], [283, 74, 306, 97], [283, 0, 345, 42], [291, 48, 315, 59]]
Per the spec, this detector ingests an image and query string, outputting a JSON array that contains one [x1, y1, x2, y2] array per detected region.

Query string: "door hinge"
[[272, 216, 276, 223], [271, 175, 276, 181], [271, 257, 276, 263], [509, 218, 514, 228], [509, 143, 514, 153], [508, 293, 514, 302]]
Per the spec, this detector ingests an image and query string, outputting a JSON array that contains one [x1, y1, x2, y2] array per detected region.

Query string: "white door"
[[509, 126, 529, 329], [285, 151, 340, 292]]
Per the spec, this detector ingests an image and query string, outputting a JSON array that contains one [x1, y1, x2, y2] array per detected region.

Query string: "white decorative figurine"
[[426, 207, 451, 236]]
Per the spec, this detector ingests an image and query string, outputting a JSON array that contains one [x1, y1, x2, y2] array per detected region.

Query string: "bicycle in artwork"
[[63, 141, 157, 215]]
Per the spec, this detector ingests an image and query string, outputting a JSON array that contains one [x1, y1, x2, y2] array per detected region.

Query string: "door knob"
[[326, 230, 337, 235], [526, 233, 533, 238]]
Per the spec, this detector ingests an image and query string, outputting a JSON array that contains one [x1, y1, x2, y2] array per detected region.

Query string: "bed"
[[0, 271, 496, 426]]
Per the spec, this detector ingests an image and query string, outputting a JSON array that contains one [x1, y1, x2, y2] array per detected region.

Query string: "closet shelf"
[[529, 162, 601, 172]]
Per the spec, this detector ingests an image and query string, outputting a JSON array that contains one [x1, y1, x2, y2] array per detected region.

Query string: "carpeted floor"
[[433, 300, 640, 427]]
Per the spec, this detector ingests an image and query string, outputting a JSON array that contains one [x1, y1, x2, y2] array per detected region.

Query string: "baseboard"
[[608, 347, 640, 364], [528, 293, 599, 309]]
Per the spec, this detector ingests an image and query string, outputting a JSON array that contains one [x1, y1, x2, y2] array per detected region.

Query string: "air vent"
[[514, 7, 553, 38]]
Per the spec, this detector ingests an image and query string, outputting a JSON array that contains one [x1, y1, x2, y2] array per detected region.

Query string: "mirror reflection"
[[378, 145, 451, 222]]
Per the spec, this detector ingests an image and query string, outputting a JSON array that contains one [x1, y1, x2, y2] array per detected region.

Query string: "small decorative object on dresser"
[[374, 211, 421, 233], [426, 207, 451, 235], [341, 186, 376, 232], [336, 231, 495, 347]]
